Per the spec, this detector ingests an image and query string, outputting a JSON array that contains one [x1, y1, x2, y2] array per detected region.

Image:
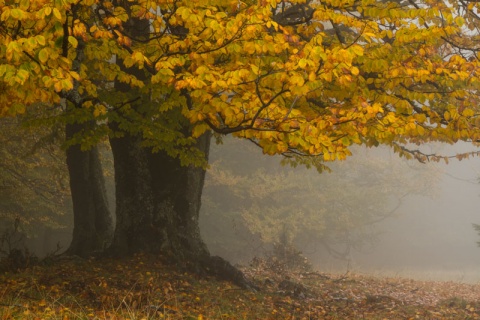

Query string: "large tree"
[[2, 0, 480, 283]]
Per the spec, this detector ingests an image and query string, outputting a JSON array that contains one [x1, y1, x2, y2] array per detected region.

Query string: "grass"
[[1, 254, 480, 319]]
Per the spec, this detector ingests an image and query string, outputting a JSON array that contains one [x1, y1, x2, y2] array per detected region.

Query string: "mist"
[[347, 146, 480, 283], [5, 134, 480, 284], [200, 138, 480, 283]]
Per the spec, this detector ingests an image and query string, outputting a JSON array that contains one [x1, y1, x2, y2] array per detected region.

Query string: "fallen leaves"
[[1, 254, 480, 319]]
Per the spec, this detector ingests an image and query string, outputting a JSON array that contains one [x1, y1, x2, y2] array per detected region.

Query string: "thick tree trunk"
[[108, 130, 210, 261], [108, 11, 210, 259], [106, 10, 254, 289], [108, 131, 255, 289], [65, 122, 113, 257], [61, 28, 113, 257]]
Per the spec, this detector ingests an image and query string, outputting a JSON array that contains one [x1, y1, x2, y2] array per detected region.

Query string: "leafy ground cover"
[[1, 254, 480, 319]]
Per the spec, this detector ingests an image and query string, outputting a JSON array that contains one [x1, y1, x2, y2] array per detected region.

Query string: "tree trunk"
[[108, 130, 210, 262], [61, 26, 113, 257], [108, 130, 255, 289], [65, 122, 113, 257], [106, 10, 254, 289]]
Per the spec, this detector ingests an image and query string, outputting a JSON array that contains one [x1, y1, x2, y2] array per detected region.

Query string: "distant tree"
[[201, 138, 439, 264], [472, 224, 480, 247], [0, 109, 71, 254]]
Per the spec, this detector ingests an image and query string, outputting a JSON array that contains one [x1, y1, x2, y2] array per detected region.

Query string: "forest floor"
[[1, 253, 480, 319]]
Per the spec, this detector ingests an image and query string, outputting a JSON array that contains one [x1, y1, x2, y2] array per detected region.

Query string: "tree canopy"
[[1, 0, 480, 164]]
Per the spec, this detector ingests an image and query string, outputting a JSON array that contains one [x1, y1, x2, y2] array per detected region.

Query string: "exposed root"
[[202, 255, 259, 291]]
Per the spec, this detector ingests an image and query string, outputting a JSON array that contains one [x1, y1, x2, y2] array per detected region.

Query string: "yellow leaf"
[[455, 16, 465, 27], [244, 42, 255, 55], [10, 9, 26, 20], [20, 0, 30, 9], [70, 71, 80, 81], [38, 48, 49, 63], [93, 105, 106, 117], [68, 36, 78, 48], [35, 35, 46, 46], [462, 108, 475, 117], [132, 51, 144, 63], [290, 75, 304, 86], [54, 81, 62, 92], [444, 111, 450, 120], [1, 8, 11, 21], [52, 8, 62, 20], [192, 123, 209, 137], [251, 64, 259, 75], [298, 59, 307, 69], [15, 69, 29, 84], [417, 125, 425, 135], [61, 79, 73, 91], [42, 76, 52, 87]]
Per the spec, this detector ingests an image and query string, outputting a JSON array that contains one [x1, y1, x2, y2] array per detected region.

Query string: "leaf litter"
[[1, 254, 480, 319]]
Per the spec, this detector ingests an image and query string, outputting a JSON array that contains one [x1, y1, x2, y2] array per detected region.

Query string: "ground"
[[1, 254, 480, 319]]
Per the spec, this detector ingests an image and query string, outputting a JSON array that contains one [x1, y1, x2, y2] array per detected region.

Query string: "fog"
[[8, 135, 480, 284], [201, 138, 480, 283], [347, 146, 480, 283]]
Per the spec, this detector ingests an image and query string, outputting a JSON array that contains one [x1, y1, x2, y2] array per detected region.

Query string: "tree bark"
[[108, 130, 210, 262], [108, 130, 255, 289], [65, 122, 113, 257]]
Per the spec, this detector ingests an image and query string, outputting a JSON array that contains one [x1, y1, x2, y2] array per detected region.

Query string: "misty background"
[[200, 138, 480, 283], [3, 133, 480, 283]]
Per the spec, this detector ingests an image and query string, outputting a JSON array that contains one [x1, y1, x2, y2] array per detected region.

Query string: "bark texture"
[[65, 122, 113, 257], [108, 130, 210, 262]]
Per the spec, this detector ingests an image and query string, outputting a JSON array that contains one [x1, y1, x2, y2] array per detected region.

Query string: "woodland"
[[3, 0, 480, 318]]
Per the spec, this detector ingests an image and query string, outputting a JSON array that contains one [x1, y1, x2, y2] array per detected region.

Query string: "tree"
[[2, 0, 480, 284], [201, 138, 439, 264], [0, 108, 72, 256], [0, 106, 115, 257]]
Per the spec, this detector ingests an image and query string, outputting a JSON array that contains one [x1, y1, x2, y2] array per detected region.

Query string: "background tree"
[[201, 138, 439, 265], [0, 108, 71, 256]]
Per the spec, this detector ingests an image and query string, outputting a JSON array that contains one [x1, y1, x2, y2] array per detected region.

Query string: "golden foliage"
[[1, 0, 480, 160]]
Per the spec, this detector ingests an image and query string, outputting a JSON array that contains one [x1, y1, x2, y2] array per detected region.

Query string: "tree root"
[[202, 255, 259, 291]]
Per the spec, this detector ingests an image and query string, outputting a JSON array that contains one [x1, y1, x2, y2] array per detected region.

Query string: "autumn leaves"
[[1, 0, 480, 162]]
